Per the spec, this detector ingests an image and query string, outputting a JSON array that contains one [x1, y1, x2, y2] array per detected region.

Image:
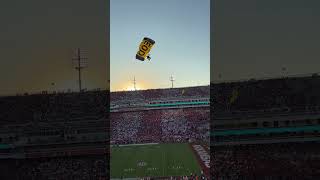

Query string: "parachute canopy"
[[135, 37, 155, 61]]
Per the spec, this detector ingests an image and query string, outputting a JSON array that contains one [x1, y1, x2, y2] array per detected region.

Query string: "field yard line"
[[115, 143, 159, 147]]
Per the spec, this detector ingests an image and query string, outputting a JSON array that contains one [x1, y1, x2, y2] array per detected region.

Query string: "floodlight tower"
[[72, 48, 88, 92], [133, 76, 137, 91], [170, 75, 175, 88], [281, 67, 287, 77]]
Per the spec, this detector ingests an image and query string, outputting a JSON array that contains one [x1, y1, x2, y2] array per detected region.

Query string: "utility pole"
[[72, 48, 88, 92]]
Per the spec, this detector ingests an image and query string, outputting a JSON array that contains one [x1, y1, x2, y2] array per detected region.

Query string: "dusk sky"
[[110, 0, 210, 91], [2, 0, 320, 94], [212, 0, 320, 82], [0, 0, 108, 96]]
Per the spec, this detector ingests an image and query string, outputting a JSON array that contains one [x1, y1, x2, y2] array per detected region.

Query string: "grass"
[[110, 143, 202, 178]]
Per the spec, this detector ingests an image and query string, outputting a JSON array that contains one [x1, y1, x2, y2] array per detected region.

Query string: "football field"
[[110, 143, 202, 179]]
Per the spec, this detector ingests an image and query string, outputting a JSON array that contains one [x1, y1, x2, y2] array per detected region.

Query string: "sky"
[[2, 0, 319, 94], [0, 0, 109, 96], [212, 0, 320, 82], [110, 0, 210, 91]]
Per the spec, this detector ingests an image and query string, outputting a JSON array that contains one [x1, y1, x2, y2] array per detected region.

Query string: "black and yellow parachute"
[[135, 37, 155, 61]]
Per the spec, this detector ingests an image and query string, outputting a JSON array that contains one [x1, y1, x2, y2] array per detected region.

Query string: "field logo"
[[124, 168, 135, 172], [137, 161, 147, 167]]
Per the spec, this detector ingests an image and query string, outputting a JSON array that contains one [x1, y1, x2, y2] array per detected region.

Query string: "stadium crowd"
[[0, 90, 107, 125], [0, 90, 109, 180], [211, 142, 320, 180], [110, 108, 209, 145], [0, 90, 108, 144], [212, 76, 320, 113], [111, 86, 209, 105], [211, 75, 320, 179], [4, 156, 107, 180]]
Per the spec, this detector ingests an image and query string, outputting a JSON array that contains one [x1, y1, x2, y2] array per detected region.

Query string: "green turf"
[[110, 143, 202, 178]]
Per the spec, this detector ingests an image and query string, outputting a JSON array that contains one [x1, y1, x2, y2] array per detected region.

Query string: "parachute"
[[135, 37, 155, 61]]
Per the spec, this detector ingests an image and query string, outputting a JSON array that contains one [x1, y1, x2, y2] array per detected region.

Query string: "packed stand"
[[0, 90, 108, 144], [212, 76, 320, 114], [111, 108, 209, 145], [15, 156, 107, 180], [111, 86, 209, 105], [211, 142, 320, 180], [0, 90, 108, 126]]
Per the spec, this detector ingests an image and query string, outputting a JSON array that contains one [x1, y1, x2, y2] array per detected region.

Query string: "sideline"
[[189, 143, 210, 178]]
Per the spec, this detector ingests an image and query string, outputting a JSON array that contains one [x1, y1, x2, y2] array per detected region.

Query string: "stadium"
[[0, 90, 109, 179], [211, 74, 320, 179], [0, 85, 210, 180], [1, 74, 320, 179], [110, 86, 210, 179]]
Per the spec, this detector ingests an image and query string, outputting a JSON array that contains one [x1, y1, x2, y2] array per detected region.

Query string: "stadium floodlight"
[[170, 75, 175, 88], [133, 76, 137, 91]]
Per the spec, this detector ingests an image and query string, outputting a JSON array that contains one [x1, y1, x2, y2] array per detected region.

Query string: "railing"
[[211, 125, 320, 136]]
